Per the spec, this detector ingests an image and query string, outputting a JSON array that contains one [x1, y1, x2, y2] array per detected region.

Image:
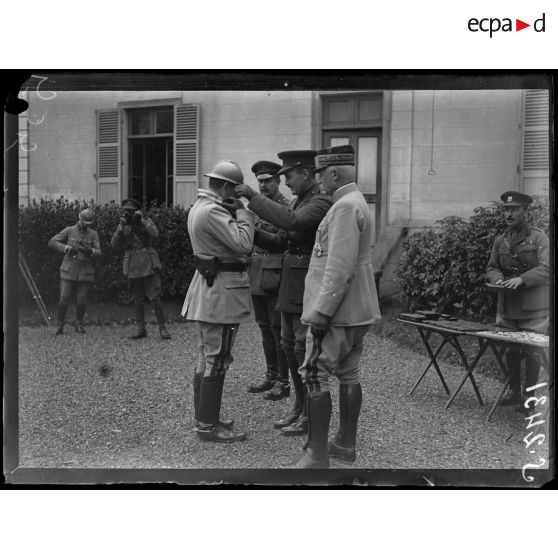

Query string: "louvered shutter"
[[174, 104, 199, 208], [521, 90, 549, 175], [96, 110, 120, 203]]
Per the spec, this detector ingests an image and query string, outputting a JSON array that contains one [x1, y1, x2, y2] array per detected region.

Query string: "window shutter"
[[174, 104, 199, 208], [522, 90, 549, 172], [96, 110, 120, 204]]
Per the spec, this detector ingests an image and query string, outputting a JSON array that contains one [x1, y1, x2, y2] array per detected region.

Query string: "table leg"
[[409, 329, 451, 396], [485, 344, 512, 423], [445, 339, 489, 409], [449, 337, 485, 406]]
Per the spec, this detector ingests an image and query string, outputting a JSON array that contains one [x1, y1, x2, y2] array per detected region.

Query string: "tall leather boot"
[[55, 303, 69, 335], [248, 329, 277, 393], [193, 373, 233, 430], [329, 383, 362, 463], [130, 300, 147, 339], [153, 300, 171, 339], [274, 356, 305, 429], [501, 348, 522, 405], [279, 391, 331, 469], [264, 340, 291, 401], [75, 304, 86, 333], [197, 375, 246, 443]]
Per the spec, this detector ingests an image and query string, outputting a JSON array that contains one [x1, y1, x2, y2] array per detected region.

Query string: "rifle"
[[18, 247, 52, 327]]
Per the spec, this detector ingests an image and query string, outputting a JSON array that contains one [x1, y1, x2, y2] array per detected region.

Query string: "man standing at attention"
[[182, 161, 255, 443], [281, 145, 381, 469], [49, 208, 102, 335], [246, 160, 291, 401], [235, 151, 332, 437], [487, 191, 549, 410]]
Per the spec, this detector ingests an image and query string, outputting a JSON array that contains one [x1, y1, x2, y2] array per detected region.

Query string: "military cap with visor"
[[314, 144, 356, 171], [251, 160, 281, 179], [500, 191, 533, 207], [276, 150, 317, 175], [121, 198, 141, 210]]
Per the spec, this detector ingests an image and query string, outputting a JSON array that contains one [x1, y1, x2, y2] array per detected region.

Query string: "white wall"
[[26, 90, 313, 203], [388, 90, 525, 226]]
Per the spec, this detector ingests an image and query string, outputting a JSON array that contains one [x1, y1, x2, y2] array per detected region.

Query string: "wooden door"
[[323, 130, 381, 244]]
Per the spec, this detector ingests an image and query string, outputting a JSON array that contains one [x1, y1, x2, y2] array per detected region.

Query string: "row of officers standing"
[[47, 145, 380, 468], [182, 145, 381, 468], [46, 146, 548, 469]]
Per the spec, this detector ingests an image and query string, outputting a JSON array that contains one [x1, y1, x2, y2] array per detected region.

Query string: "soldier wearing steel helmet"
[[182, 160, 256, 443], [48, 208, 102, 334], [487, 190, 549, 410]]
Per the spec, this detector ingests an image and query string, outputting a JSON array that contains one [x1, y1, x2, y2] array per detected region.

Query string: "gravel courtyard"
[[17, 315, 551, 476]]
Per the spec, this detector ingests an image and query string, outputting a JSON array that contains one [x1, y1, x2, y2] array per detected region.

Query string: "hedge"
[[397, 195, 550, 318], [18, 198, 195, 303]]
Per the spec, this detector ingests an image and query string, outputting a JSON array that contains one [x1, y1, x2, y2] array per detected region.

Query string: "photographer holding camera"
[[111, 198, 170, 340], [48, 208, 102, 334]]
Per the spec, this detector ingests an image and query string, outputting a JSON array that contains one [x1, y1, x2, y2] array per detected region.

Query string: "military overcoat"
[[182, 189, 255, 324], [301, 183, 381, 326]]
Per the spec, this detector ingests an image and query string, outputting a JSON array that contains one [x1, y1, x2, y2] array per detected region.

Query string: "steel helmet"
[[204, 160, 244, 186], [79, 209, 95, 225]]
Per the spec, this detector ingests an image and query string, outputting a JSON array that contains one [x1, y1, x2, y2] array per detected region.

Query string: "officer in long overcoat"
[[279, 145, 381, 469], [246, 161, 291, 400], [111, 198, 170, 340], [487, 190, 549, 409], [235, 150, 332, 436], [48, 208, 102, 334], [182, 160, 255, 443]]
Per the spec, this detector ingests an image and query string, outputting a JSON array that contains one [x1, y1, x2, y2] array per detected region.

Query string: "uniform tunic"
[[248, 190, 289, 296], [49, 224, 102, 282], [487, 221, 549, 322], [110, 218, 161, 279], [248, 183, 332, 313], [299, 182, 381, 392], [182, 189, 256, 324], [301, 183, 381, 326]]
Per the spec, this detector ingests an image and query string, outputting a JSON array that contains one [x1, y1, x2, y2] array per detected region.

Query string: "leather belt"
[[220, 262, 247, 272], [286, 250, 312, 256]]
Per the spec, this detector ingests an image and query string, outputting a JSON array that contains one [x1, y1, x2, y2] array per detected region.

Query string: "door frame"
[[323, 128, 382, 243]]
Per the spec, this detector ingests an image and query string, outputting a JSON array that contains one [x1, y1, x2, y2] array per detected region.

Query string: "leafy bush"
[[19, 198, 194, 304], [397, 195, 550, 318]]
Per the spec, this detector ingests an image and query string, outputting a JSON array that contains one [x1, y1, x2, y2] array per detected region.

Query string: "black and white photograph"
[[3, 72, 553, 486]]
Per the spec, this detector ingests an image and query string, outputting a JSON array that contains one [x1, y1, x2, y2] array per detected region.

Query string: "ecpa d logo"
[[468, 13, 546, 37]]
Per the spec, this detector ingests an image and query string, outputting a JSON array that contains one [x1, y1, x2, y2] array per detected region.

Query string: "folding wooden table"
[[398, 318, 550, 422]]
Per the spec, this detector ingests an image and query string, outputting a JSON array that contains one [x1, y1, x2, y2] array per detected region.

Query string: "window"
[[129, 107, 174, 137], [97, 103, 199, 207]]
